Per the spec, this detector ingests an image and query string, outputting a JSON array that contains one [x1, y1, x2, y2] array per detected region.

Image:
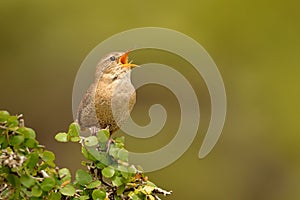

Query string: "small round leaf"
[[55, 132, 68, 142], [20, 174, 35, 188], [75, 169, 92, 185], [17, 127, 36, 139], [112, 176, 124, 187], [7, 116, 18, 127], [26, 152, 39, 170], [102, 166, 115, 178], [10, 135, 24, 146], [84, 136, 98, 146], [60, 185, 76, 196], [0, 110, 10, 122], [32, 185, 43, 197], [68, 122, 80, 137], [117, 149, 128, 162], [7, 174, 21, 187], [92, 189, 106, 200], [96, 130, 109, 143], [41, 177, 56, 191], [41, 150, 55, 163], [86, 180, 101, 189], [48, 192, 61, 200], [24, 138, 38, 148], [59, 168, 71, 182]]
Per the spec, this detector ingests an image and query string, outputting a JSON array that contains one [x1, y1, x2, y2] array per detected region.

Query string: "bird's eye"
[[110, 56, 116, 61]]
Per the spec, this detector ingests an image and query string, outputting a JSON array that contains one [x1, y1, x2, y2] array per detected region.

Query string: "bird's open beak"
[[118, 52, 138, 69]]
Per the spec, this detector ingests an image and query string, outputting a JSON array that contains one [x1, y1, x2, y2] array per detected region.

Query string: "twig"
[[41, 170, 50, 178], [153, 187, 172, 196], [154, 195, 162, 200], [0, 125, 8, 130]]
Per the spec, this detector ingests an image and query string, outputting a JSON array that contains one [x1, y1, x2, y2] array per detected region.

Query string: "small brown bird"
[[76, 52, 137, 135]]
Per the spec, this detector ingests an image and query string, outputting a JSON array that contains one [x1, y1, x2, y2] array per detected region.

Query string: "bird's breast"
[[94, 77, 136, 132]]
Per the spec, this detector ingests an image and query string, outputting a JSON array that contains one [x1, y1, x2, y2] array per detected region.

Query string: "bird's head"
[[95, 51, 138, 81]]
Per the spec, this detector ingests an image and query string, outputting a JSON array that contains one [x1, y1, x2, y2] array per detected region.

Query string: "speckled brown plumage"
[[76, 52, 137, 134]]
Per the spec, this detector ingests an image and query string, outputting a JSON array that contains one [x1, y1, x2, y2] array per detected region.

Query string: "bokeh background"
[[1, 1, 299, 199]]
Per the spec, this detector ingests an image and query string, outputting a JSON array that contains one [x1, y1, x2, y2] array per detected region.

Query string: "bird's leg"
[[88, 126, 104, 152], [104, 125, 110, 131], [106, 136, 115, 153], [105, 125, 114, 152], [89, 126, 101, 136]]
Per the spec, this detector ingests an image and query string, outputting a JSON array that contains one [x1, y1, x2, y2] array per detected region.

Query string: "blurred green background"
[[1, 1, 300, 199]]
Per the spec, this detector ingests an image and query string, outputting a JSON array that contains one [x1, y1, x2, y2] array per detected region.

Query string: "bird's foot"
[[106, 136, 115, 153], [89, 126, 101, 136], [104, 125, 110, 131]]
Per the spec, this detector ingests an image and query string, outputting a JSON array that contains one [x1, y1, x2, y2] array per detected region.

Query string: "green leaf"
[[112, 176, 124, 187], [95, 162, 106, 170], [96, 130, 109, 143], [24, 138, 38, 148], [60, 185, 76, 196], [84, 136, 98, 146], [128, 165, 137, 175], [92, 189, 106, 200], [114, 195, 121, 200], [70, 136, 81, 142], [59, 168, 71, 182], [68, 122, 80, 137], [0, 135, 6, 144], [38, 163, 48, 171], [117, 149, 128, 162], [102, 166, 115, 178], [41, 150, 55, 164], [68, 123, 81, 142], [143, 185, 155, 194], [0, 166, 10, 175], [17, 127, 36, 139], [96, 152, 110, 165], [108, 145, 119, 159], [82, 146, 91, 160], [88, 147, 104, 161], [10, 135, 24, 146], [7, 174, 21, 187], [20, 174, 35, 188], [21, 186, 32, 197], [130, 193, 142, 200], [117, 185, 125, 195], [115, 136, 125, 144], [55, 132, 68, 142], [7, 116, 18, 127], [32, 185, 42, 197], [86, 180, 101, 189], [146, 181, 157, 187], [48, 192, 61, 200], [81, 146, 100, 162], [79, 195, 90, 200], [0, 139, 8, 148], [0, 110, 10, 122], [75, 169, 92, 185], [40, 177, 56, 191], [27, 152, 39, 170], [118, 165, 129, 179], [6, 147, 12, 153], [29, 197, 42, 200]]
